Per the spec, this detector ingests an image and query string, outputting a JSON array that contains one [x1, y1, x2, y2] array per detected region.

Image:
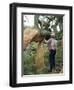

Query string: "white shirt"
[[45, 38, 57, 50]]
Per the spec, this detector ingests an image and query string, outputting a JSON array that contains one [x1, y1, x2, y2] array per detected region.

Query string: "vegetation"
[[23, 14, 63, 75]]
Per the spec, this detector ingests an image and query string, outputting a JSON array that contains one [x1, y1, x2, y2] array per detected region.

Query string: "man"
[[44, 32, 57, 72]]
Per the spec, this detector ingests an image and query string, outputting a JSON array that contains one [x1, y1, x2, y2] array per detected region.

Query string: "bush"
[[23, 40, 63, 75]]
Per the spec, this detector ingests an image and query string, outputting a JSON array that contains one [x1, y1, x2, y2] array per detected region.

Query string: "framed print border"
[[9, 3, 72, 87]]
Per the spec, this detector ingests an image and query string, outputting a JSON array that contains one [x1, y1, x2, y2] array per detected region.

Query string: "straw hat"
[[51, 32, 55, 37]]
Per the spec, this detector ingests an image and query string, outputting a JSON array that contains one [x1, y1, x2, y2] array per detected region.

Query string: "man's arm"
[[43, 38, 51, 44]]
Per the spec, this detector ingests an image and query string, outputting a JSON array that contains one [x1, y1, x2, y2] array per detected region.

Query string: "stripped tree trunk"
[[35, 42, 45, 72], [23, 27, 45, 73]]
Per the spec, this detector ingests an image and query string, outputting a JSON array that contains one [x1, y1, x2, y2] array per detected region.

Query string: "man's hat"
[[51, 32, 55, 37]]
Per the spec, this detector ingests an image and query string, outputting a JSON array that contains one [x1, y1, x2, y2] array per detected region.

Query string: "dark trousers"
[[49, 49, 56, 71]]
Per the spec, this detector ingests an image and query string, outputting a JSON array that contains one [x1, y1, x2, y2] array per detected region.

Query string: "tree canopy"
[[34, 15, 63, 40]]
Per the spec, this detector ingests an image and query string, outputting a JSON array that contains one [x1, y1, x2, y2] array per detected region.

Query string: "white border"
[[16, 7, 69, 83]]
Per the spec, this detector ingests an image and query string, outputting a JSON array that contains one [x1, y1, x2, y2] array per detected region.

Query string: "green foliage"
[[23, 40, 63, 75], [34, 15, 63, 40]]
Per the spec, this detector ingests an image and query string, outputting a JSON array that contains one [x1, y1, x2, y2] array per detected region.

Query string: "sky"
[[23, 15, 34, 27]]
